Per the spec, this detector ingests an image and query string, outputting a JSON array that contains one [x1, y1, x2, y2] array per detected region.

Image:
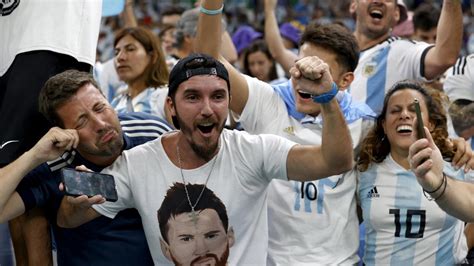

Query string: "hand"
[[409, 126, 444, 191], [29, 127, 79, 163], [290, 56, 334, 96], [450, 137, 474, 172], [264, 0, 278, 11]]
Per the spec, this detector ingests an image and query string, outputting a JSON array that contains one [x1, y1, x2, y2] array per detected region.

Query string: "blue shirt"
[[16, 112, 173, 266]]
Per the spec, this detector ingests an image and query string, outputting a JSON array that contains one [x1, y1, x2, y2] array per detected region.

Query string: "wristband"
[[200, 4, 224, 15], [311, 82, 338, 103], [423, 173, 447, 201]]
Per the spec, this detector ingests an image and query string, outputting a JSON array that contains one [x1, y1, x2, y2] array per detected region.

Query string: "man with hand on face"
[[0, 70, 172, 265], [57, 53, 354, 265], [158, 183, 234, 266]]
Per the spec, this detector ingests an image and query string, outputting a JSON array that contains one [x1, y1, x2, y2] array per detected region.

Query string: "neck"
[[390, 149, 410, 170], [173, 133, 219, 169], [128, 80, 148, 98], [354, 28, 391, 51]]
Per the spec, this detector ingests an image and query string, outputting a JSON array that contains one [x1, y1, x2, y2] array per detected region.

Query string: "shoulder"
[[119, 112, 173, 132]]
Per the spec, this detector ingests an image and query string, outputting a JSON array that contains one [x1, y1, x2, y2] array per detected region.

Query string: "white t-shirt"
[[93, 129, 296, 265], [356, 155, 468, 265], [350, 37, 431, 115], [111, 86, 169, 121], [0, 0, 102, 75], [240, 76, 371, 265]]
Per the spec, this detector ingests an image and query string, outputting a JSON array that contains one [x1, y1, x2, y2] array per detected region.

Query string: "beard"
[[171, 243, 230, 266], [174, 113, 225, 161]]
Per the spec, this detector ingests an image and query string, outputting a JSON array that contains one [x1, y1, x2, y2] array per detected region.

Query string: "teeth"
[[371, 10, 382, 15], [396, 125, 413, 132], [199, 122, 213, 127]]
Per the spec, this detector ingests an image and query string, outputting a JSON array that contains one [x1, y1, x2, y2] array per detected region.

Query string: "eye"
[[213, 93, 226, 100], [75, 117, 88, 129], [179, 236, 193, 242], [185, 94, 198, 101], [205, 232, 219, 239], [94, 104, 106, 112]]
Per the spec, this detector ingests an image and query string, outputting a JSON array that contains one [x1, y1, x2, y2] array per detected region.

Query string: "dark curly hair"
[[357, 80, 454, 172]]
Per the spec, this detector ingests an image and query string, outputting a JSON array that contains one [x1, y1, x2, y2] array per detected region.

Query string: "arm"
[[0, 127, 78, 216], [264, 0, 298, 73], [120, 0, 138, 28], [22, 208, 53, 266], [221, 31, 238, 65], [423, 0, 462, 80], [196, 0, 250, 115], [286, 57, 353, 180], [409, 127, 474, 222]]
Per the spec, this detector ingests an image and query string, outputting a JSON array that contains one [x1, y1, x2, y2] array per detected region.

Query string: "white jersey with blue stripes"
[[111, 86, 169, 121], [357, 155, 468, 265], [350, 37, 431, 115], [444, 54, 474, 102]]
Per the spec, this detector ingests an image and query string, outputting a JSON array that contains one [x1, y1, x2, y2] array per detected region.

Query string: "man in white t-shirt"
[[196, 0, 378, 264], [349, 0, 462, 115], [56, 53, 353, 265]]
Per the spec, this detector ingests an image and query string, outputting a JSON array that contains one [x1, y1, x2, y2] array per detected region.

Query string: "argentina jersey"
[[349, 37, 431, 115], [47, 112, 172, 172], [357, 154, 468, 265]]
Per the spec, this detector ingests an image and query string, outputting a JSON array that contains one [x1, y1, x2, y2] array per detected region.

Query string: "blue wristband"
[[200, 4, 224, 15], [311, 82, 338, 103]]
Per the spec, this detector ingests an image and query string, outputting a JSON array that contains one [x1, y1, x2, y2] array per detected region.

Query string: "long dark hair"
[[357, 80, 454, 171]]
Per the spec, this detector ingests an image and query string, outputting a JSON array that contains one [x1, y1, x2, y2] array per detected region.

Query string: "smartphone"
[[60, 168, 118, 202], [414, 99, 426, 139]]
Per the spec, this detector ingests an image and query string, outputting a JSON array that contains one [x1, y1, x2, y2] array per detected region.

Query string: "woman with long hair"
[[112, 27, 171, 122], [355, 80, 471, 265]]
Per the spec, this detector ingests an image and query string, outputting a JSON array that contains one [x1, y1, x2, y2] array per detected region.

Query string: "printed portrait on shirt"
[[157, 182, 234, 266]]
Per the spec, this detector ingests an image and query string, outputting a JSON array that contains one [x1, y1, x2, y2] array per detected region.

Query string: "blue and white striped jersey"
[[356, 155, 468, 265], [350, 37, 431, 115], [110, 86, 169, 121]]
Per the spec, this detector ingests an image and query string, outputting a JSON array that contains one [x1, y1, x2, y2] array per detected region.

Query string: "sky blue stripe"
[[390, 171, 420, 266], [358, 166, 378, 264], [366, 46, 391, 115], [434, 214, 456, 265]]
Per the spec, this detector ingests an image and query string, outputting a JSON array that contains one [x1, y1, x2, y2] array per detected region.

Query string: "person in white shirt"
[[56, 53, 354, 265]]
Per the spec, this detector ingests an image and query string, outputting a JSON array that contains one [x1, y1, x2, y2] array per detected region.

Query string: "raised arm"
[[0, 127, 78, 219], [409, 127, 474, 222], [423, 0, 462, 80], [264, 0, 298, 73], [121, 0, 138, 28], [287, 57, 353, 180], [196, 0, 250, 115]]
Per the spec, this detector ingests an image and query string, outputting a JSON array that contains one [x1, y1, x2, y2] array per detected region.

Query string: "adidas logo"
[[367, 186, 380, 198]]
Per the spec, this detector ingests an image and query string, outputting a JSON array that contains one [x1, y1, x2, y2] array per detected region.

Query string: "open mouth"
[[297, 90, 312, 99], [197, 122, 215, 134], [396, 125, 413, 134], [369, 10, 383, 19]]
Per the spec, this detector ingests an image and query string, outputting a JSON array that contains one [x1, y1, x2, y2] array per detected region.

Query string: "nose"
[[200, 98, 213, 117], [194, 236, 209, 256], [90, 114, 107, 132], [115, 50, 125, 62], [400, 108, 411, 119]]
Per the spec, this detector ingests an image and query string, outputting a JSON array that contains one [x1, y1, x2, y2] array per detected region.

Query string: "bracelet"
[[423, 173, 447, 201], [200, 4, 224, 15], [311, 82, 338, 104]]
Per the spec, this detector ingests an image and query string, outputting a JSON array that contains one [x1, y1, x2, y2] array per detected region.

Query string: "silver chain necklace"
[[176, 144, 219, 225]]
